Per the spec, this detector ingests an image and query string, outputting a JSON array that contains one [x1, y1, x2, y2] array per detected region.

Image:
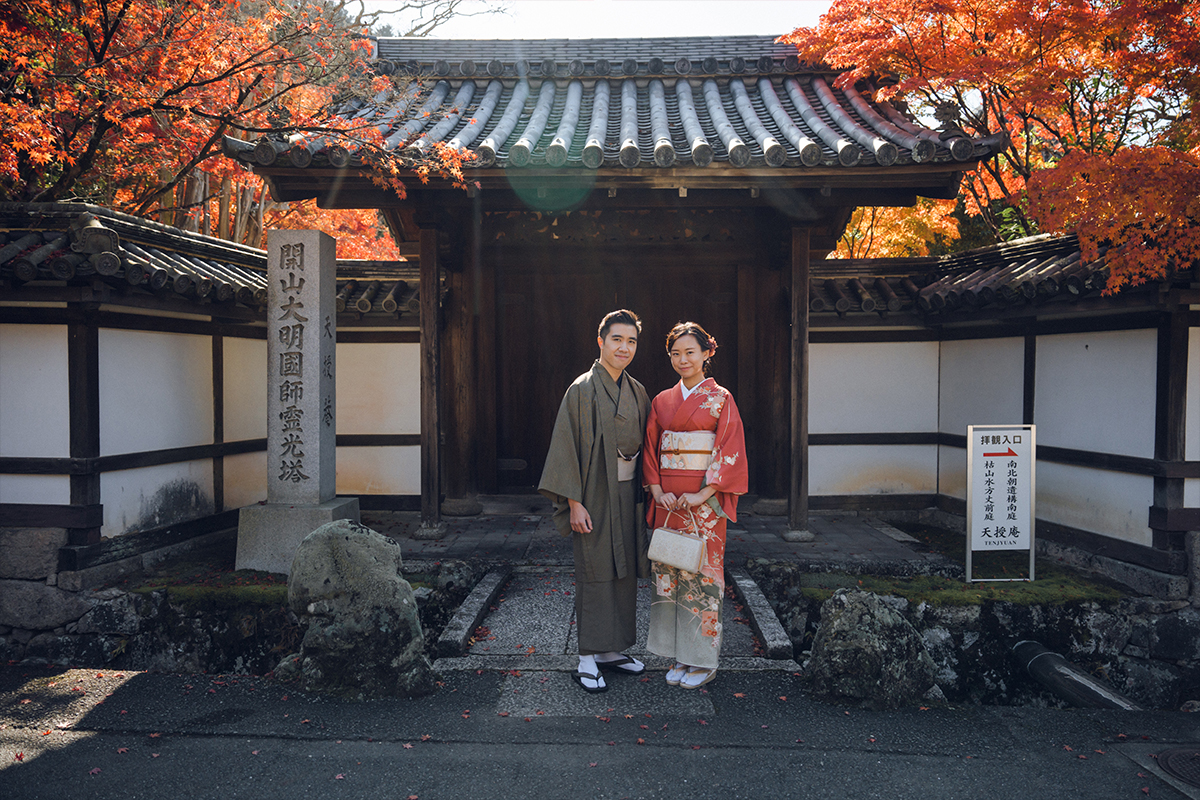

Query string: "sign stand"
[[966, 424, 1036, 583]]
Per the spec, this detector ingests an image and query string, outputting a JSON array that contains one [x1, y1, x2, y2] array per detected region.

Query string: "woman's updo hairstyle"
[[666, 321, 718, 376]]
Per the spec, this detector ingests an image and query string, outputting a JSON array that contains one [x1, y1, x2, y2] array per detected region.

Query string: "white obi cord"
[[659, 430, 716, 471]]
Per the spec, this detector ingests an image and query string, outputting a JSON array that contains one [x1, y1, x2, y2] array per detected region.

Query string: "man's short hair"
[[598, 309, 641, 339]]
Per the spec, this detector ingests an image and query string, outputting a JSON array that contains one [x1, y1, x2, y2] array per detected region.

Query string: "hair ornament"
[[707, 336, 718, 353]]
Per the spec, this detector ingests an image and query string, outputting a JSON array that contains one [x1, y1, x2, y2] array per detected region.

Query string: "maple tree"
[[784, 0, 1200, 290], [0, 0, 477, 255]]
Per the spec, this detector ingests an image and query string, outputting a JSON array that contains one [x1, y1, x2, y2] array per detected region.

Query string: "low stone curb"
[[726, 567, 794, 659], [433, 653, 803, 673], [434, 565, 512, 658]]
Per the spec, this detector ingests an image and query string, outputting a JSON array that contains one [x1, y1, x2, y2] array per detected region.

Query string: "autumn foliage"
[[0, 0, 471, 256], [784, 0, 1200, 290]]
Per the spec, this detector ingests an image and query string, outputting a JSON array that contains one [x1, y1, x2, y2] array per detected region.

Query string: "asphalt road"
[[1, 665, 1196, 799]]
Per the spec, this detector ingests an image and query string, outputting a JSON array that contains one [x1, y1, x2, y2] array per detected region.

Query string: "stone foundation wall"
[[748, 559, 1200, 710]]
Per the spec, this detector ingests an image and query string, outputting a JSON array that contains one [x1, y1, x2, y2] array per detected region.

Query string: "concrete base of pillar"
[[412, 522, 448, 541], [782, 529, 815, 542], [236, 497, 360, 575]]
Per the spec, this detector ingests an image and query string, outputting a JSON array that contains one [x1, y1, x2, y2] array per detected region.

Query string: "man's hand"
[[568, 499, 593, 533]]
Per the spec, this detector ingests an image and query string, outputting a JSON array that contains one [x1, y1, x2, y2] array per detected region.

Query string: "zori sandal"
[[665, 662, 688, 686], [596, 654, 645, 675], [679, 668, 717, 689], [571, 669, 608, 693]]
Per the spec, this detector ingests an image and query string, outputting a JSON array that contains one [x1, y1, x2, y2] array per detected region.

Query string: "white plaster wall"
[[1187, 327, 1199, 461], [0, 474, 70, 504], [1036, 461, 1154, 546], [938, 444, 967, 500], [337, 446, 420, 495], [1186, 479, 1199, 509], [0, 324, 70, 457], [809, 444, 938, 496], [337, 342, 420, 434], [100, 460, 215, 537], [99, 329, 213, 456], [223, 336, 267, 442], [810, 341, 939, 433], [223, 451, 267, 509], [938, 337, 1024, 434], [1034, 329, 1156, 457]]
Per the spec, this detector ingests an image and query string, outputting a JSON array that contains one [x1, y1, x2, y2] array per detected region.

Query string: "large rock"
[[274, 520, 436, 699], [806, 589, 937, 709], [0, 579, 92, 630]]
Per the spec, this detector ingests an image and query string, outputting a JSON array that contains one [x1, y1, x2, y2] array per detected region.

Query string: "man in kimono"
[[539, 309, 651, 693]]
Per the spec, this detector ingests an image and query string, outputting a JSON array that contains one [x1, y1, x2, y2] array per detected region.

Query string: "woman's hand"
[[680, 486, 717, 509], [649, 484, 680, 511], [658, 492, 681, 510]]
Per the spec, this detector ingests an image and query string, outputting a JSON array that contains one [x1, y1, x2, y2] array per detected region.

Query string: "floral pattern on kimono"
[[642, 378, 748, 668]]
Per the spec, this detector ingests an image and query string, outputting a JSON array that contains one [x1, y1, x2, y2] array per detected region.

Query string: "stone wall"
[[0, 556, 485, 676], [748, 559, 1200, 710]]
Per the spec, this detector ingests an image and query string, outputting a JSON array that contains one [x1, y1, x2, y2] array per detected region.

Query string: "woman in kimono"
[[642, 321, 748, 689]]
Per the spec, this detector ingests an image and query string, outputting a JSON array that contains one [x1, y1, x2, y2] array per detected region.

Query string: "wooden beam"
[[420, 227, 441, 524], [789, 228, 810, 531]]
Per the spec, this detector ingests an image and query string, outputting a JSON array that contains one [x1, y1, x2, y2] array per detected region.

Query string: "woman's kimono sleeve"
[[705, 392, 748, 522]]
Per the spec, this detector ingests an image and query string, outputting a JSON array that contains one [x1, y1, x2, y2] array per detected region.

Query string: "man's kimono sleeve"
[[538, 382, 590, 536]]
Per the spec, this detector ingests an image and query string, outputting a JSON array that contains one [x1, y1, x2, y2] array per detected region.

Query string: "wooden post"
[[474, 195, 499, 493], [420, 227, 442, 528], [787, 227, 811, 536], [737, 261, 757, 491], [212, 332, 224, 513], [1152, 307, 1189, 550], [67, 310, 101, 546]]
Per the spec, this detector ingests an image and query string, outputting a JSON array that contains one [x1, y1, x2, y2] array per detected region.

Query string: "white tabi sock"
[[577, 655, 604, 690]]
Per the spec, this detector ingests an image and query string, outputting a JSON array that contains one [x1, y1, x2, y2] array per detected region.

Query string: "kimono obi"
[[659, 430, 716, 471]]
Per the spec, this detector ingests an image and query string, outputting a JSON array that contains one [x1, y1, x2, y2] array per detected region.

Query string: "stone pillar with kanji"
[[236, 230, 359, 575]]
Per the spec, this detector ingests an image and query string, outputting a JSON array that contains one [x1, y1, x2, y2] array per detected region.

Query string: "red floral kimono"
[[642, 378, 748, 668]]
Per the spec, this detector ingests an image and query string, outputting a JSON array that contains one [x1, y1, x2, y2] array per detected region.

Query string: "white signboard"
[[966, 424, 1036, 582]]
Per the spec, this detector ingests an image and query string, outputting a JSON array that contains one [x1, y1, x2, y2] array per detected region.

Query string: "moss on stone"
[[789, 565, 1124, 607]]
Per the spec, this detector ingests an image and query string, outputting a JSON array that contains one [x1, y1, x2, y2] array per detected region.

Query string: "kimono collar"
[[679, 377, 714, 401], [594, 360, 636, 421]]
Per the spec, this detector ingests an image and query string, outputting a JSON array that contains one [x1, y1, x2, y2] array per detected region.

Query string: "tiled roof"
[[810, 235, 1123, 317], [227, 36, 1000, 173], [0, 203, 422, 319]]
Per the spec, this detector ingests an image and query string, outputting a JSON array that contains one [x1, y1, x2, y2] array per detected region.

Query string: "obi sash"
[[659, 430, 716, 471]]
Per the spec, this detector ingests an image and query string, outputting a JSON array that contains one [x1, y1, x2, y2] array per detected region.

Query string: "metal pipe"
[[1012, 640, 1141, 710]]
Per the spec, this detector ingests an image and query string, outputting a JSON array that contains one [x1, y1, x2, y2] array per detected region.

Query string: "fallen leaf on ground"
[[733, 693, 746, 698], [117, 748, 128, 754], [89, 768, 101, 775]]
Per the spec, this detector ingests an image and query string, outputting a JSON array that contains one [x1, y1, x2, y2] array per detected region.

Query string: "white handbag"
[[647, 509, 704, 573]]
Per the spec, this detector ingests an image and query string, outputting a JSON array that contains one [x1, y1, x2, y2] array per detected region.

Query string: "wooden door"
[[495, 251, 738, 491]]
